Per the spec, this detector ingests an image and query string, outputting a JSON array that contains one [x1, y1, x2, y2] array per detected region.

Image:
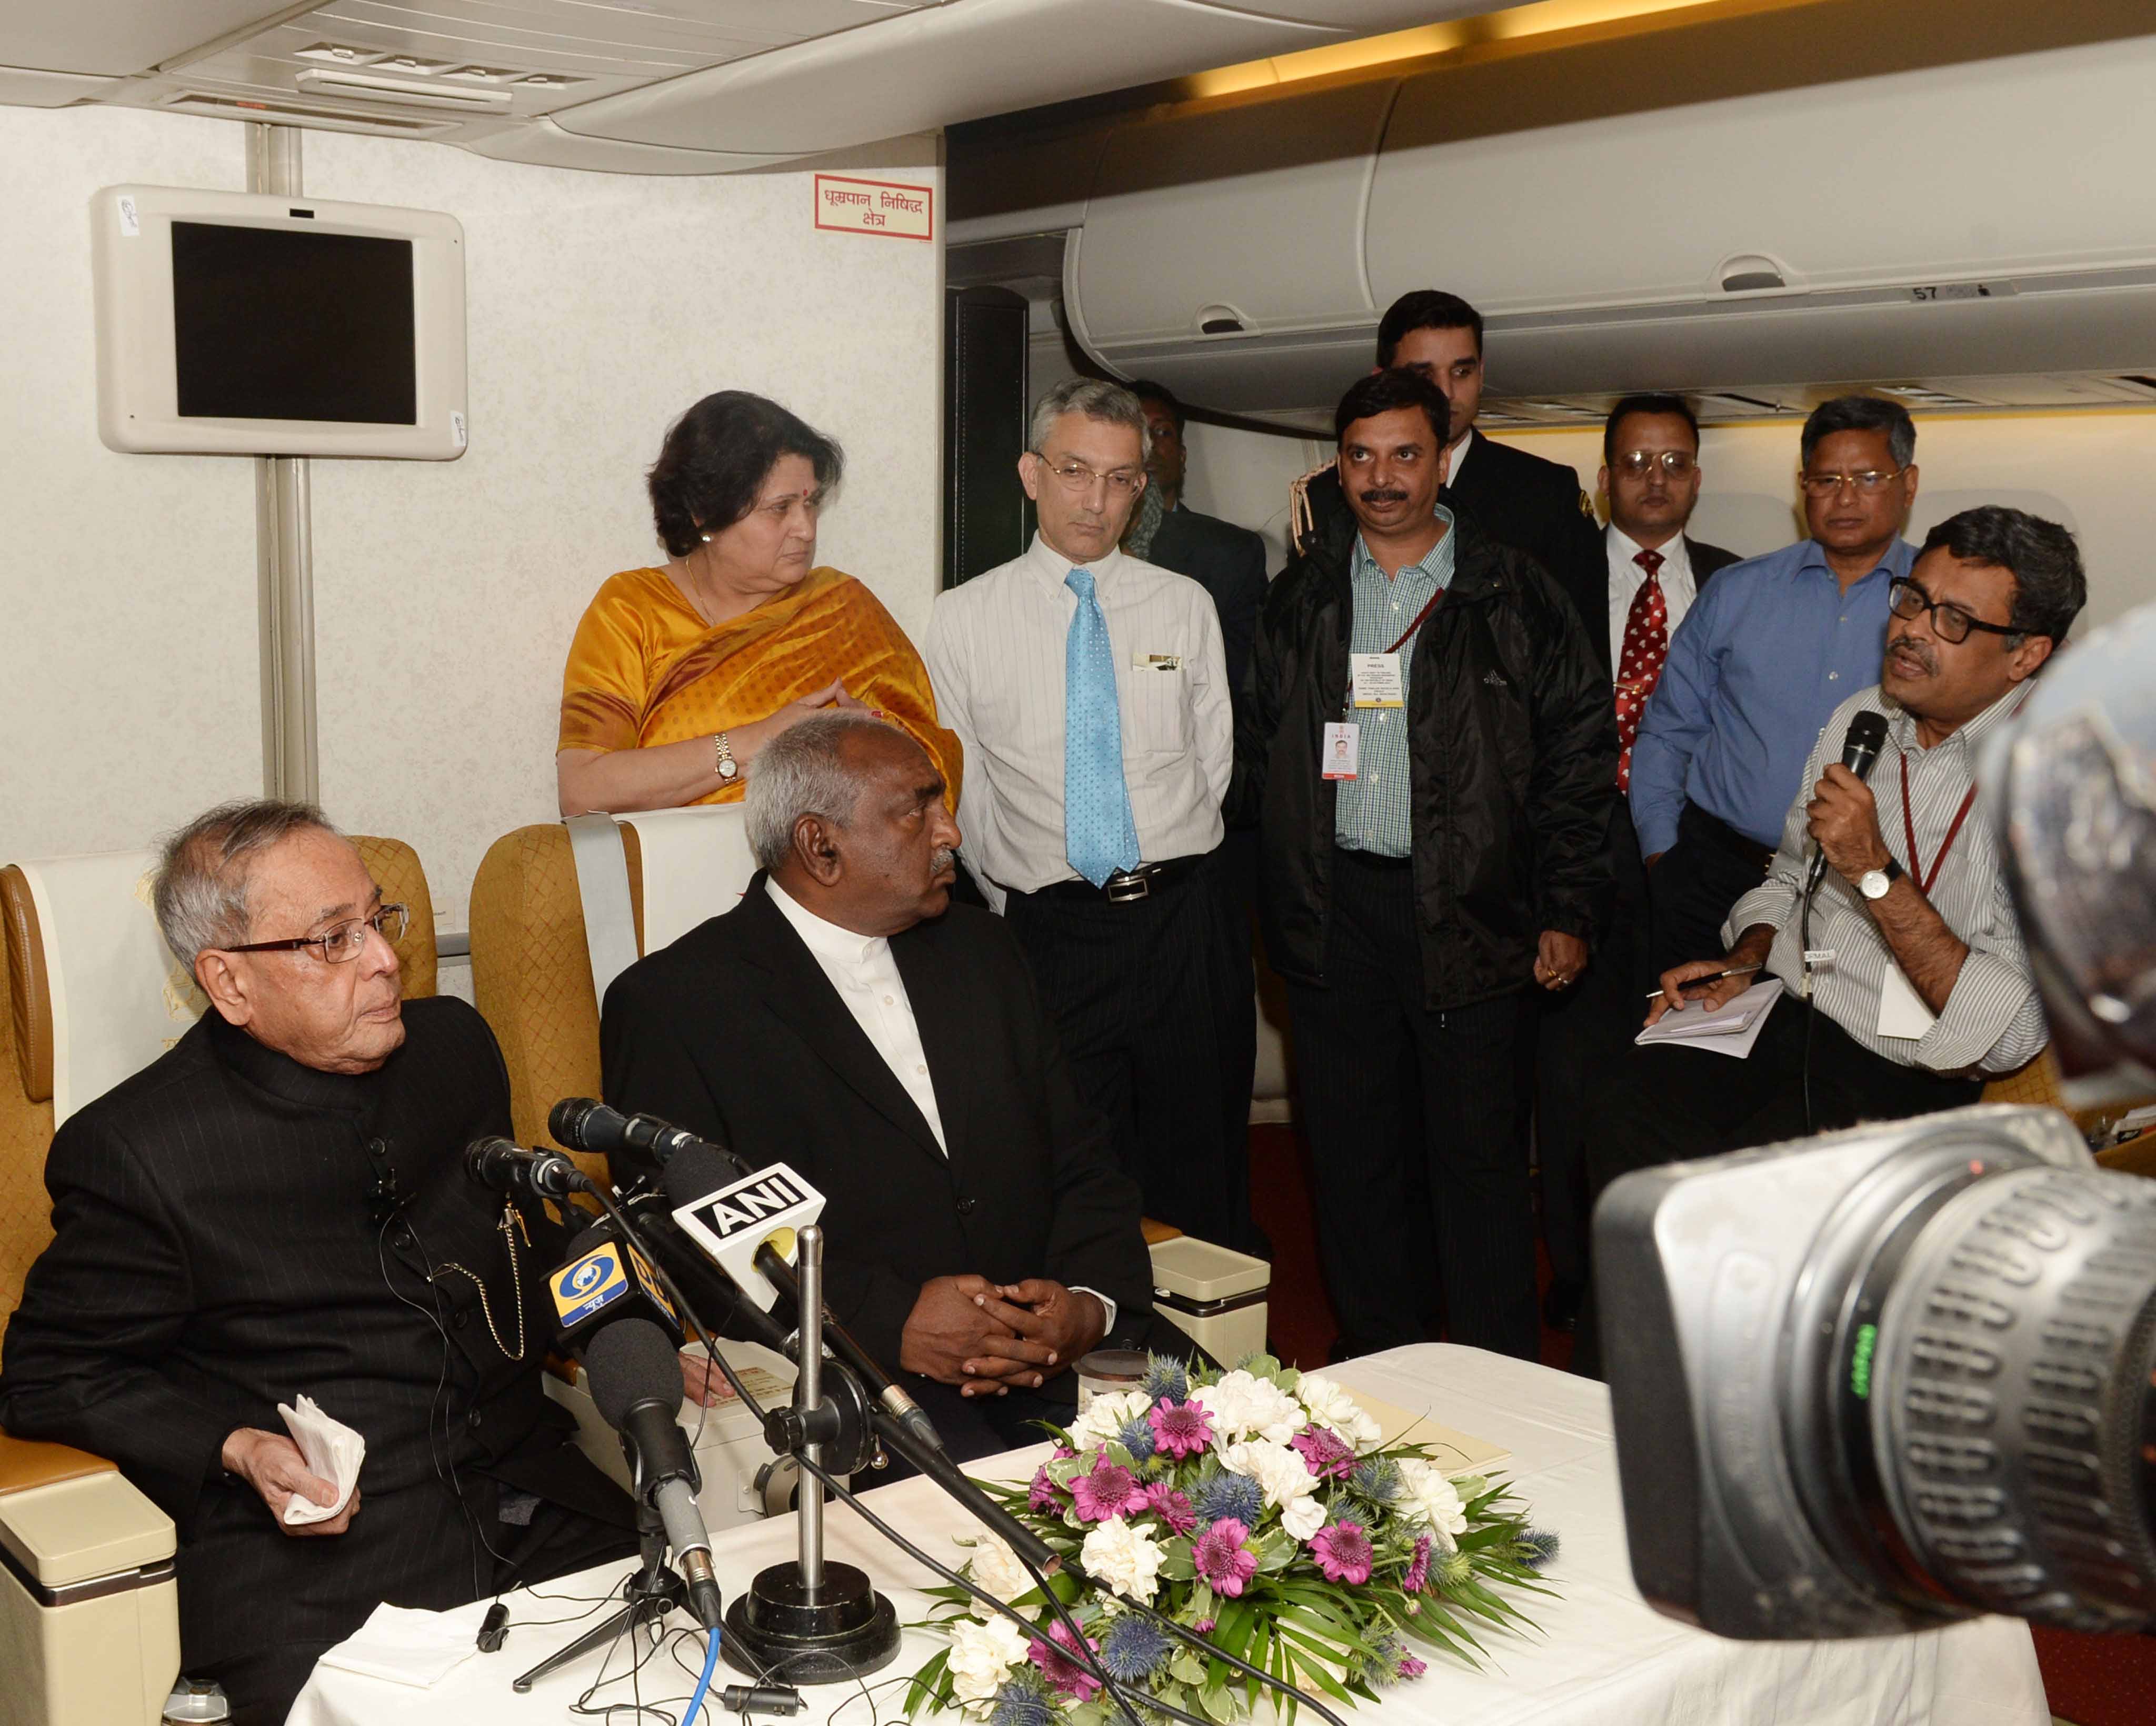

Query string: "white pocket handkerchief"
[[277, 1394, 365, 1526]]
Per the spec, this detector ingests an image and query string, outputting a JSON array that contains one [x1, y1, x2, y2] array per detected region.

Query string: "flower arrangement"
[[905, 1356, 1554, 1725]]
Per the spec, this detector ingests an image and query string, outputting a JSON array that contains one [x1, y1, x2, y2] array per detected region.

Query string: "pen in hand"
[[1644, 964, 1764, 1001]]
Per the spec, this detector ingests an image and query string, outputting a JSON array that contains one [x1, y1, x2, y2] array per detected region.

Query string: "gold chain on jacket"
[[430, 1200, 532, 1362]]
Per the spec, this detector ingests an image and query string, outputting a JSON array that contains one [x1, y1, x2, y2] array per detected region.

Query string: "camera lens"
[[1873, 1166, 2156, 1629]]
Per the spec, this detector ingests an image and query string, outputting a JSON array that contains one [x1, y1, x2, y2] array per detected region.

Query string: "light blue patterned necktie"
[[1063, 568, 1141, 887]]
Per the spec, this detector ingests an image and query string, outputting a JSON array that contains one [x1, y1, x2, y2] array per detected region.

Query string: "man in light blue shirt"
[[1629, 396, 1920, 970]]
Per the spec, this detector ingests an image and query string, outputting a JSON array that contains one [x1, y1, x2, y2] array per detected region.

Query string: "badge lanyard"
[[1899, 755, 1978, 896], [1341, 585, 1447, 719]]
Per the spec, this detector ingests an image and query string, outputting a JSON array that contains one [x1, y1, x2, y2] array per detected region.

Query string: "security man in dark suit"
[[601, 711, 1186, 1464], [0, 801, 656, 1724], [1290, 290, 1606, 643], [1535, 395, 1740, 1334]]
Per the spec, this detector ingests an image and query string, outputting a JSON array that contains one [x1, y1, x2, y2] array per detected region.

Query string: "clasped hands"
[[899, 1273, 1107, 1399]]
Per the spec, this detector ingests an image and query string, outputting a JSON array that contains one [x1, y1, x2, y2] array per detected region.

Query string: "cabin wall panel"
[[0, 106, 261, 866]]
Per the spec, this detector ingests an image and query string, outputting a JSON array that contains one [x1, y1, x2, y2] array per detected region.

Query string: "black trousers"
[[1286, 848, 1540, 1362], [1004, 852, 1260, 1253], [1534, 806, 1653, 1289], [1571, 988, 1983, 1377], [1647, 799, 1778, 976], [200, 1489, 638, 1724]]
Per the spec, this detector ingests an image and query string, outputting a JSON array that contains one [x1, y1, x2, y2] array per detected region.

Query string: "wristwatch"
[[713, 731, 740, 784], [1858, 856, 1904, 901]]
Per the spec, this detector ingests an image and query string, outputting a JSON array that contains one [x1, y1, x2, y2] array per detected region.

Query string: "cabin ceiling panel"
[[547, 0, 1350, 157], [0, 3, 311, 78]]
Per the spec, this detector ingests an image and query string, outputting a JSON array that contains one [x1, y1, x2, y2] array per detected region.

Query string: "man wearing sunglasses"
[[1573, 507, 2085, 1374], [0, 801, 653, 1722], [1629, 395, 1923, 976]]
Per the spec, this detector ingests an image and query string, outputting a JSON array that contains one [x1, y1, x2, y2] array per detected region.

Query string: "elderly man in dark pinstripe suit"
[[0, 802, 649, 1724]]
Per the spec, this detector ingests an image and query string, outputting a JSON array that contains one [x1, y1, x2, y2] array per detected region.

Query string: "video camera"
[[1600, 601, 2156, 1640]]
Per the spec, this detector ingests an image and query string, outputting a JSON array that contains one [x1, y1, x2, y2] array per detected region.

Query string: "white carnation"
[[1221, 1438, 1319, 1514], [1192, 1370, 1303, 1445], [1395, 1459, 1468, 1552], [946, 1613, 1030, 1712], [1069, 1388, 1152, 1449], [1295, 1373, 1382, 1448], [1080, 1516, 1166, 1604], [965, 1533, 1032, 1619], [1279, 1494, 1327, 1541]]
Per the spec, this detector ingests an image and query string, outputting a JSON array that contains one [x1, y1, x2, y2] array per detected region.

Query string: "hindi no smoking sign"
[[814, 174, 934, 241]]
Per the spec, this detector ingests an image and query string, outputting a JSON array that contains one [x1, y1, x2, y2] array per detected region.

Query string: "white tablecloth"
[[290, 1344, 2048, 1726]]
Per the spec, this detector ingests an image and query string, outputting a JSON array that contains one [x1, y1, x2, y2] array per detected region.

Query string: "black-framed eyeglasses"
[[225, 903, 408, 965], [1889, 576, 2020, 645]]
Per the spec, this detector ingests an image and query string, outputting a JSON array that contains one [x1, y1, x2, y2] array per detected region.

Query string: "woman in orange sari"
[[558, 392, 960, 815]]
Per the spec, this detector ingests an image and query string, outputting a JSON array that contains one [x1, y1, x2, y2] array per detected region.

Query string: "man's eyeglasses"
[[1037, 457, 1144, 497], [1613, 450, 1698, 478], [1888, 576, 2021, 645], [1799, 466, 1906, 497], [225, 903, 408, 965]]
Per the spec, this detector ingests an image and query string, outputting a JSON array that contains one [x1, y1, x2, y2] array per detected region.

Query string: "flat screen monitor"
[[94, 184, 466, 459]]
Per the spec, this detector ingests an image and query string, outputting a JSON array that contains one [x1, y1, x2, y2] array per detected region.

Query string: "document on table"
[[1634, 977, 1785, 1059]]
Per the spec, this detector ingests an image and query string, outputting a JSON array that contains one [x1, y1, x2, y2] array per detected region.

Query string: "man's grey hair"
[[153, 798, 340, 966], [1027, 377, 1151, 461], [744, 711, 895, 871]]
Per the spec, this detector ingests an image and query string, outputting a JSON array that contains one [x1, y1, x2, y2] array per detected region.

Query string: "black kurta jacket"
[[1236, 503, 1620, 1010], [0, 997, 626, 1667]]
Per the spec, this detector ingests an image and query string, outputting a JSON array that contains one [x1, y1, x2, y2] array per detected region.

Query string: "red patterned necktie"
[[1614, 548, 1668, 792]]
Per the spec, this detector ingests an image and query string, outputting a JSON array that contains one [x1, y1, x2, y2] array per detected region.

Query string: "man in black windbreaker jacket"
[[1235, 369, 1617, 1361]]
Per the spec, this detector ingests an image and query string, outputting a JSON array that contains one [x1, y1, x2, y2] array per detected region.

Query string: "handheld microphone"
[[550, 1098, 742, 1176], [583, 1318, 725, 1632], [1803, 710, 1890, 895], [464, 1137, 593, 1202], [550, 1217, 685, 1352], [664, 1145, 946, 1455]]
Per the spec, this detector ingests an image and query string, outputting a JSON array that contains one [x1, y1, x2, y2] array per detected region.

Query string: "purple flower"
[[1054, 1444, 1076, 1460], [1191, 1518, 1260, 1598], [1143, 1482, 1196, 1535], [1311, 1520, 1374, 1585], [1028, 1620, 1101, 1701], [1402, 1534, 1433, 1595], [1192, 1617, 1216, 1634], [1147, 1399, 1215, 1460], [1396, 1655, 1427, 1680], [1069, 1452, 1147, 1524], [1028, 1464, 1065, 1513], [1290, 1425, 1355, 1479]]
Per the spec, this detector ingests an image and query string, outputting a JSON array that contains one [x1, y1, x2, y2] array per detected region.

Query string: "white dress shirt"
[[1443, 427, 1474, 489], [766, 879, 947, 1151], [923, 531, 1232, 897], [1605, 524, 1699, 670], [763, 879, 1117, 1328]]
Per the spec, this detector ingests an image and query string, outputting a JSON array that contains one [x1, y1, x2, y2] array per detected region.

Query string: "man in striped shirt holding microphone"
[[1587, 506, 2085, 1199]]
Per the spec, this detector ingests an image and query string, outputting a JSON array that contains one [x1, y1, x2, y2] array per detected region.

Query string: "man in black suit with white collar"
[[600, 712, 1174, 1462], [1537, 394, 1739, 1333]]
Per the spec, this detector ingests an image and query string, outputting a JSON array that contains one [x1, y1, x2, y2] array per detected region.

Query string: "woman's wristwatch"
[[713, 731, 740, 785]]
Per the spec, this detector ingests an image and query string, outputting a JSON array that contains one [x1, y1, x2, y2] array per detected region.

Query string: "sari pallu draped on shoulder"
[[559, 565, 962, 806]]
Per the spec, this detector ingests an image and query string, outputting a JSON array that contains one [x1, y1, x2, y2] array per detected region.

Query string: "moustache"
[[1888, 631, 1937, 674], [1359, 489, 1409, 506], [930, 847, 957, 876]]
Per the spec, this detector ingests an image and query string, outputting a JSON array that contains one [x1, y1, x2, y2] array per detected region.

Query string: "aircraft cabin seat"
[[0, 835, 435, 1726], [467, 807, 1270, 1361]]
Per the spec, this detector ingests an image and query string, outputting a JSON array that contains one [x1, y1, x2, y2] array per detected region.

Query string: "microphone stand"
[[512, 1462, 687, 1692], [723, 1226, 902, 1681]]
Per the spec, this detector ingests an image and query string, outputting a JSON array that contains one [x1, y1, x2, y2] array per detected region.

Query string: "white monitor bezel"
[[93, 183, 468, 460]]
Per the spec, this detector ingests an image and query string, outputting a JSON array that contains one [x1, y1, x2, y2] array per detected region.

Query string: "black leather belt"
[[1024, 855, 1209, 904]]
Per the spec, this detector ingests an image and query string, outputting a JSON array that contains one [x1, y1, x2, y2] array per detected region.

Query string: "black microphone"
[[464, 1136, 594, 1202], [662, 1143, 947, 1456], [584, 1318, 725, 1632], [550, 1098, 743, 1176], [551, 1217, 686, 1352], [1803, 710, 1890, 895]]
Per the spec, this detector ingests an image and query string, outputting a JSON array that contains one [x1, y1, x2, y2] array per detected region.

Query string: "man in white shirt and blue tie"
[[924, 379, 1255, 1252]]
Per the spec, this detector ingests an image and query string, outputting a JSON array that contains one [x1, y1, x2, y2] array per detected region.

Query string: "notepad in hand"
[[1634, 977, 1785, 1059]]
